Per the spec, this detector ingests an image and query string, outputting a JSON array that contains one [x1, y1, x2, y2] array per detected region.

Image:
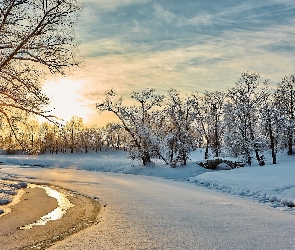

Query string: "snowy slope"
[[189, 163, 295, 208]]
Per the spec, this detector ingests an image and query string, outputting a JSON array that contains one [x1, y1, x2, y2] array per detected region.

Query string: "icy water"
[[19, 185, 74, 230]]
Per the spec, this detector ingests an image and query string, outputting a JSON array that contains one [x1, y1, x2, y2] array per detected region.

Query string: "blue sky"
[[43, 0, 295, 125]]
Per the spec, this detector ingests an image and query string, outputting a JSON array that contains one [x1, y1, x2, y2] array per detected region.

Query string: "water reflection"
[[20, 185, 74, 230]]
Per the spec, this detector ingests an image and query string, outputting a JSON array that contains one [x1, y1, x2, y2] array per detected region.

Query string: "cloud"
[[173, 1, 295, 30], [130, 19, 151, 36], [78, 39, 129, 57], [81, 0, 150, 10], [73, 15, 295, 100], [153, 3, 176, 23]]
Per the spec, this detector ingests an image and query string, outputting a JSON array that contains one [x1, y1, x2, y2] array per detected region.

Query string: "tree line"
[[97, 72, 295, 167], [0, 116, 128, 155]]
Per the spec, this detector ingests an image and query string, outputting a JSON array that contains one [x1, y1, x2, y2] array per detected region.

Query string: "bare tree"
[[66, 115, 83, 153], [0, 0, 81, 145]]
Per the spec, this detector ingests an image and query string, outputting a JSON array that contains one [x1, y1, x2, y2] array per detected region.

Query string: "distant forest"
[[2, 72, 295, 167]]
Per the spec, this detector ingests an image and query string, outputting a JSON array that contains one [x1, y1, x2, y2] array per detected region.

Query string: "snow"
[[0, 149, 295, 248], [0, 150, 208, 180], [216, 162, 231, 170], [189, 164, 295, 208], [189, 152, 295, 208], [19, 185, 74, 230], [0, 149, 295, 210], [0, 181, 25, 205]]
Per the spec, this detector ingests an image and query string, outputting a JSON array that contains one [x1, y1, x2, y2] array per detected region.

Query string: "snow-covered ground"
[[0, 150, 207, 179], [0, 149, 295, 210], [1, 150, 295, 249]]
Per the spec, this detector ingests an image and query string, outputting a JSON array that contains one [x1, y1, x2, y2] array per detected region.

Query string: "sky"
[[42, 0, 295, 126]]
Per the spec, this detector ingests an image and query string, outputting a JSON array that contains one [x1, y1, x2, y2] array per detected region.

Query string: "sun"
[[41, 78, 93, 123]]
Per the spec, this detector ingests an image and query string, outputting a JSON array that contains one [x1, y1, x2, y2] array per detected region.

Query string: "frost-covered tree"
[[45, 122, 60, 154], [57, 124, 68, 153], [105, 122, 128, 151], [97, 89, 164, 165], [261, 101, 285, 164], [158, 89, 197, 167], [23, 119, 40, 153], [0, 0, 81, 143], [224, 72, 269, 166], [274, 74, 295, 155], [191, 91, 225, 159]]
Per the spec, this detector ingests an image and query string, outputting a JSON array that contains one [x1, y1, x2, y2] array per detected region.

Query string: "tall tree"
[[0, 0, 81, 144], [261, 101, 285, 164], [66, 116, 83, 153], [274, 74, 295, 155], [224, 72, 269, 166], [89, 125, 104, 152], [160, 89, 197, 167], [192, 91, 225, 159]]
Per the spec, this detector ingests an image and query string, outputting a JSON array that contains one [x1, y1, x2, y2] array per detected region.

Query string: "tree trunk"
[[182, 150, 187, 166], [214, 113, 219, 157], [269, 120, 276, 164], [288, 130, 293, 155], [249, 120, 265, 166], [247, 154, 252, 166], [205, 141, 209, 160], [254, 147, 265, 166], [142, 151, 151, 166]]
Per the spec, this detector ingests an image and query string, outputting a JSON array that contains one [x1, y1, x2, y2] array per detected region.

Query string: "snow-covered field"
[[0, 149, 295, 210]]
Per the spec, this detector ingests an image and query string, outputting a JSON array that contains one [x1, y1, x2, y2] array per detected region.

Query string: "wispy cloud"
[[79, 38, 129, 57], [153, 3, 177, 23], [74, 16, 295, 99], [81, 0, 150, 10]]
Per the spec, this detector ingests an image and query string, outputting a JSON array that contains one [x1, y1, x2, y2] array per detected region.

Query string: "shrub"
[[198, 158, 246, 170]]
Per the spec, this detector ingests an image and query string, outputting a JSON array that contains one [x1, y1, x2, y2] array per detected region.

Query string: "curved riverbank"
[[1, 167, 295, 249], [0, 183, 101, 250]]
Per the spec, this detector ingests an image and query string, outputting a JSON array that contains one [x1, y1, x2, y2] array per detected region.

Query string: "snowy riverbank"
[[0, 149, 294, 210], [0, 150, 295, 249]]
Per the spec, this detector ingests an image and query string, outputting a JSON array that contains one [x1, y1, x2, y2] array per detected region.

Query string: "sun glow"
[[42, 78, 93, 123]]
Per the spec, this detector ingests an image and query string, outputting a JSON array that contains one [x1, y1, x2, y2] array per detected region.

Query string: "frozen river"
[[1, 166, 295, 249]]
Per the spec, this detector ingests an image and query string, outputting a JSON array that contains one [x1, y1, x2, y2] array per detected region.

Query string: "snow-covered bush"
[[197, 158, 246, 170]]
